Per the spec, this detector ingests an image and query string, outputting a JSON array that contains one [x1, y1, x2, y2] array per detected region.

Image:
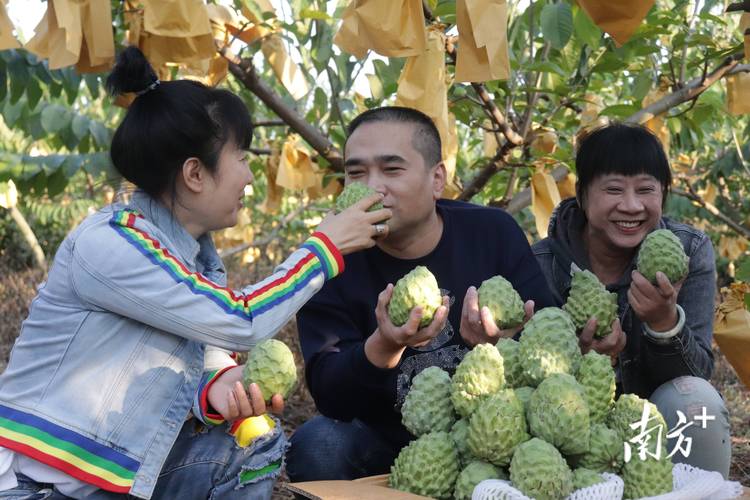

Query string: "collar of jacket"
[[128, 190, 225, 281]]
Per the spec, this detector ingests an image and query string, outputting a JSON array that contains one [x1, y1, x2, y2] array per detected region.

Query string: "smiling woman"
[[532, 122, 732, 479]]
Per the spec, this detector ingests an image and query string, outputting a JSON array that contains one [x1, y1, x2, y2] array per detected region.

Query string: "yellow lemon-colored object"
[[233, 415, 276, 447]]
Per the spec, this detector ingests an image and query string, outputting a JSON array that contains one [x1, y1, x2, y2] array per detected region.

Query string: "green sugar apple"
[[518, 307, 581, 386], [454, 461, 506, 500], [401, 366, 455, 437], [573, 467, 604, 490], [496, 339, 524, 388], [608, 393, 668, 454], [513, 386, 534, 417], [510, 438, 574, 500], [334, 182, 383, 213], [242, 339, 297, 401], [388, 266, 442, 327], [451, 343, 505, 418], [622, 453, 674, 499], [477, 275, 525, 329], [576, 351, 615, 424], [577, 423, 624, 473], [389, 431, 460, 499], [527, 373, 591, 455], [467, 389, 529, 467], [563, 269, 618, 338], [637, 229, 689, 284], [450, 418, 473, 466]]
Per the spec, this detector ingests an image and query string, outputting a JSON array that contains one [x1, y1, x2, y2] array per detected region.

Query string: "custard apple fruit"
[[622, 453, 674, 499], [637, 229, 689, 284], [514, 386, 534, 417], [563, 270, 618, 338], [527, 373, 590, 455], [242, 339, 297, 401], [477, 275, 525, 329], [451, 343, 505, 418], [576, 351, 615, 424], [454, 461, 505, 500], [577, 423, 624, 473], [334, 182, 383, 213], [496, 339, 524, 388], [510, 438, 574, 500], [468, 389, 529, 467], [450, 418, 472, 466], [573, 467, 604, 490], [401, 366, 455, 437], [389, 431, 460, 499], [518, 307, 581, 386], [608, 393, 668, 454], [388, 266, 442, 327]]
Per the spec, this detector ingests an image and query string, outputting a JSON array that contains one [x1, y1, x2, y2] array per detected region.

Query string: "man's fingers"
[[463, 287, 481, 325], [403, 306, 423, 334], [578, 317, 596, 354], [523, 300, 535, 322], [654, 272, 675, 298], [351, 192, 385, 212], [480, 306, 500, 337], [247, 383, 267, 416], [270, 394, 285, 414], [375, 284, 394, 321]]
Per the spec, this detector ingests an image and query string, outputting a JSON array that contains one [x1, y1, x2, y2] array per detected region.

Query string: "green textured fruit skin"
[[637, 229, 689, 284], [577, 423, 624, 473], [608, 393, 668, 453], [527, 373, 590, 455], [573, 467, 604, 490], [468, 389, 529, 467], [514, 386, 534, 417], [335, 182, 383, 213], [563, 270, 618, 338], [401, 366, 455, 437], [518, 307, 581, 387], [451, 418, 472, 466], [388, 266, 442, 327], [576, 351, 615, 424], [242, 339, 297, 400], [510, 438, 574, 500], [451, 343, 505, 418], [389, 431, 460, 499], [454, 461, 504, 500], [477, 275, 525, 329], [622, 454, 673, 499], [496, 339, 523, 388]]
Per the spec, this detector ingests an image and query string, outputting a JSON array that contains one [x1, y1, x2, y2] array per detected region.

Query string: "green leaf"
[[45, 167, 68, 197], [600, 104, 640, 118], [0, 59, 7, 102], [736, 258, 750, 283], [41, 105, 72, 134], [299, 9, 330, 20], [573, 5, 600, 48], [525, 60, 567, 77], [591, 54, 629, 73], [89, 121, 111, 148], [26, 78, 43, 109], [632, 71, 653, 102], [71, 114, 90, 140], [84, 74, 101, 99], [8, 56, 28, 104], [540, 2, 573, 50]]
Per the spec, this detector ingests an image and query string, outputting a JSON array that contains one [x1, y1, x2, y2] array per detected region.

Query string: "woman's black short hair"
[[575, 122, 672, 207], [106, 46, 253, 199]]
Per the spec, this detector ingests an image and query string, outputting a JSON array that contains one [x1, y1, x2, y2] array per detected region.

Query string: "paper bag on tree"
[[714, 283, 750, 389]]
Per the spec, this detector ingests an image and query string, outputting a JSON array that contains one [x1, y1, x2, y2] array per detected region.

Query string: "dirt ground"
[[1, 264, 748, 499]]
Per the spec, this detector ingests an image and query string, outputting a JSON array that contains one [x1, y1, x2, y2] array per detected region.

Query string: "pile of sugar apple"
[[387, 252, 686, 500]]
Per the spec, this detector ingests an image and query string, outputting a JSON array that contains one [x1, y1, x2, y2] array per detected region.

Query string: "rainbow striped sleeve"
[[109, 210, 343, 323], [194, 366, 235, 426], [0, 404, 139, 494]]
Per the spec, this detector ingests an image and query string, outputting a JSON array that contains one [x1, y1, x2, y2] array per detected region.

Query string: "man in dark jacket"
[[287, 106, 555, 482]]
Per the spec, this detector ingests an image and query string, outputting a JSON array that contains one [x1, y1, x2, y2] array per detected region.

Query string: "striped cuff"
[[196, 366, 235, 426], [301, 232, 344, 280]]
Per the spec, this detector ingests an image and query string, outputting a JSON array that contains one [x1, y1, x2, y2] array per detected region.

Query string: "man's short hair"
[[346, 106, 442, 168]]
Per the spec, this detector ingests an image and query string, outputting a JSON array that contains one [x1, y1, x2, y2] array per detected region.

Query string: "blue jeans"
[[286, 416, 399, 482], [0, 418, 287, 499], [650, 376, 732, 478]]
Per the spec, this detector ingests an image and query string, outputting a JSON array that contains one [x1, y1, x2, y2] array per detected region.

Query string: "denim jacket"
[[532, 198, 715, 398], [0, 191, 342, 499]]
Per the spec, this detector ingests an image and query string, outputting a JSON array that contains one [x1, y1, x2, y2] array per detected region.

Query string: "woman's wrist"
[[644, 304, 685, 341]]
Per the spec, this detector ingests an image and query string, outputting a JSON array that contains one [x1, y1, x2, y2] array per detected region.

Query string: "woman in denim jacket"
[[0, 48, 390, 499], [532, 123, 731, 477]]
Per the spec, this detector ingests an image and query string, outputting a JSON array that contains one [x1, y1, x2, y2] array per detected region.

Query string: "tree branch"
[[501, 165, 570, 214], [672, 187, 750, 240], [626, 56, 749, 124], [221, 47, 344, 171], [253, 120, 286, 127]]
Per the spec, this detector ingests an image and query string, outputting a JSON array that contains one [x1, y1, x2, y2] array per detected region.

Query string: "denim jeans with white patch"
[[0, 418, 287, 500]]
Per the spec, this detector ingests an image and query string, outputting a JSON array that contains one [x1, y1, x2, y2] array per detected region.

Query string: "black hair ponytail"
[[106, 46, 159, 96]]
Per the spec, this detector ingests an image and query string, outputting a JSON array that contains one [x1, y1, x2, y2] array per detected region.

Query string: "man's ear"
[[432, 161, 447, 199], [181, 157, 205, 194]]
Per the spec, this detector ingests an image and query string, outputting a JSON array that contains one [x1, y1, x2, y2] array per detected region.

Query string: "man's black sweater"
[[296, 200, 555, 449]]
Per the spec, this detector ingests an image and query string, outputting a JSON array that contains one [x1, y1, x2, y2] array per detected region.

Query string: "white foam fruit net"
[[471, 463, 745, 500]]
